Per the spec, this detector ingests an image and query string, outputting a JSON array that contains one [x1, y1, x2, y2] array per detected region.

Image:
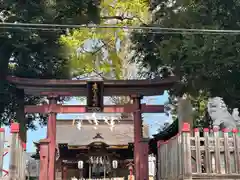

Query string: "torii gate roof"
[[7, 76, 177, 96]]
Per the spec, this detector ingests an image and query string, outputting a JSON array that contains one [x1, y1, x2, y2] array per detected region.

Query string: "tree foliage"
[[131, 0, 240, 111], [0, 0, 100, 128], [60, 0, 150, 80]]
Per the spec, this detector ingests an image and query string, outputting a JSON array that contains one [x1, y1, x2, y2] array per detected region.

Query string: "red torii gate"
[[7, 76, 177, 180]]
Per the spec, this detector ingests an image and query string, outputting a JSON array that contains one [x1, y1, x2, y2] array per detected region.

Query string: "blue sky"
[[3, 91, 170, 170]]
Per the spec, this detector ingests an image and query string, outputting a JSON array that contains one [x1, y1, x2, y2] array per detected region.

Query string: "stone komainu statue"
[[207, 97, 237, 130], [232, 108, 240, 125]]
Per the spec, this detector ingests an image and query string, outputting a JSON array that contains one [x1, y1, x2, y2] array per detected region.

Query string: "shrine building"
[[54, 116, 149, 179]]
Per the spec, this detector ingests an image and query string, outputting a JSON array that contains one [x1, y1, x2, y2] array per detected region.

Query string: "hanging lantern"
[[78, 160, 84, 169], [112, 160, 118, 169]]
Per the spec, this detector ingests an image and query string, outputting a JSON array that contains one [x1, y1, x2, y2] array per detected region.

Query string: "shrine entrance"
[[7, 76, 176, 180], [88, 155, 110, 179], [56, 117, 138, 180], [62, 142, 112, 179]]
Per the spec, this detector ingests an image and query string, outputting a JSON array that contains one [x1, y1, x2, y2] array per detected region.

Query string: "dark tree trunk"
[[0, 42, 14, 118]]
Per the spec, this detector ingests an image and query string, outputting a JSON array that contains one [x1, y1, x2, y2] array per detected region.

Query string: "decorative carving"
[[93, 133, 104, 139], [207, 97, 237, 129]]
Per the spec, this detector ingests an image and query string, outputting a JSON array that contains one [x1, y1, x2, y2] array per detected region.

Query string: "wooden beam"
[[108, 145, 129, 149], [7, 76, 177, 96], [25, 104, 164, 113]]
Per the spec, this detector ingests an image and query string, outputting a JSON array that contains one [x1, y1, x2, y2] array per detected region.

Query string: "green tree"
[[0, 0, 100, 128], [60, 0, 150, 80], [131, 0, 240, 113]]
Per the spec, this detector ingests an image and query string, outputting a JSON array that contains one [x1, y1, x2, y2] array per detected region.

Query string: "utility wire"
[[1, 25, 240, 35], [2, 22, 240, 34]]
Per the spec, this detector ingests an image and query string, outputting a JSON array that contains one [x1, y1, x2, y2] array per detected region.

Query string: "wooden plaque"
[[86, 81, 104, 112]]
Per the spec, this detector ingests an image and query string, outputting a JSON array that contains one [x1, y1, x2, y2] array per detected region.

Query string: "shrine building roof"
[[56, 119, 149, 146], [7, 76, 177, 96]]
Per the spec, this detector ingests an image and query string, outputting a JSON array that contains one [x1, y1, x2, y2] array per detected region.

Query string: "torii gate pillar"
[[16, 89, 26, 143], [139, 139, 149, 180], [132, 95, 142, 180], [47, 96, 58, 180]]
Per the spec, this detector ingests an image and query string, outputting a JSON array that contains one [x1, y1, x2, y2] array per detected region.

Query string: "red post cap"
[[182, 123, 190, 132], [10, 123, 19, 133], [203, 128, 209, 132], [194, 128, 199, 132], [232, 128, 238, 133], [222, 128, 229, 133], [22, 142, 27, 151]]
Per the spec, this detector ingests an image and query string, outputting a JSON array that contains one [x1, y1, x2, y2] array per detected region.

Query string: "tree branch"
[[103, 14, 147, 24], [101, 15, 136, 21]]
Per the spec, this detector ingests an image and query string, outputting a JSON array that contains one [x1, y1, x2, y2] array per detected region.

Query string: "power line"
[[1, 22, 240, 34], [1, 25, 240, 35]]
